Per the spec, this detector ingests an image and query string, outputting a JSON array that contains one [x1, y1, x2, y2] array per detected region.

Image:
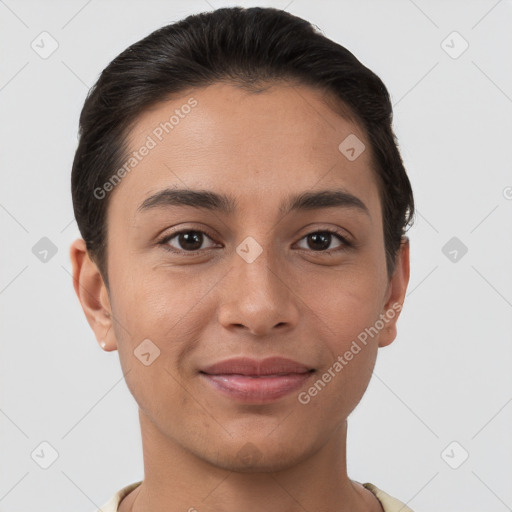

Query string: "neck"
[[124, 409, 379, 512]]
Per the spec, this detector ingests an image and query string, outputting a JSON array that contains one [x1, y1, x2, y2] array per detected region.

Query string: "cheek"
[[108, 270, 198, 426], [297, 289, 380, 425], [306, 264, 385, 343], [298, 268, 383, 402], [108, 265, 219, 390], [110, 257, 215, 339]]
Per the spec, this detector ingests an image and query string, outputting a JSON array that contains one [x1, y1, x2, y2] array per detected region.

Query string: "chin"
[[198, 433, 318, 473]]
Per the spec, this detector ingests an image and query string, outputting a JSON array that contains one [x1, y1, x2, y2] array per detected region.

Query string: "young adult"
[[70, 7, 415, 512]]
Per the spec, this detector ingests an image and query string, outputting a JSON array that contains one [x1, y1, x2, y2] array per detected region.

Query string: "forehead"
[[107, 81, 381, 221]]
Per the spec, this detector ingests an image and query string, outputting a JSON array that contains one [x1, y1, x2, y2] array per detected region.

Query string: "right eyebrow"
[[137, 188, 237, 214]]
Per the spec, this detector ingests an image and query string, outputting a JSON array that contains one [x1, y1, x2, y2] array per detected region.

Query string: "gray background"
[[1, 0, 511, 511]]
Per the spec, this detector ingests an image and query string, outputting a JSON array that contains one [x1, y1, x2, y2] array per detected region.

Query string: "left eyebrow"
[[136, 188, 370, 217], [281, 189, 370, 217]]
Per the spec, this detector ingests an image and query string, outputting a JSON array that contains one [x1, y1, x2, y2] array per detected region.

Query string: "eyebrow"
[[136, 188, 370, 217]]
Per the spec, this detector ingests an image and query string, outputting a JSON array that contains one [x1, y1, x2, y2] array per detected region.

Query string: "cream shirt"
[[95, 481, 414, 511]]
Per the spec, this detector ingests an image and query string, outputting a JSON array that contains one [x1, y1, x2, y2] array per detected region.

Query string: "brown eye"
[[160, 230, 217, 252], [296, 230, 350, 253], [307, 232, 332, 251]]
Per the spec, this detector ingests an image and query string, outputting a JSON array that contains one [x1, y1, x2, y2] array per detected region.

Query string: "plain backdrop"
[[1, 1, 511, 511]]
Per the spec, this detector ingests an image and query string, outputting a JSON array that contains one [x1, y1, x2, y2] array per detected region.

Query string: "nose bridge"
[[233, 235, 283, 301], [217, 233, 299, 334]]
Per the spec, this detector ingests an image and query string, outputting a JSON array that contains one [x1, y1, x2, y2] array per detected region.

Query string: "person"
[[69, 6, 415, 512]]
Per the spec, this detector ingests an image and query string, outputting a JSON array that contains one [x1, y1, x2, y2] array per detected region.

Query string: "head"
[[71, 7, 414, 471]]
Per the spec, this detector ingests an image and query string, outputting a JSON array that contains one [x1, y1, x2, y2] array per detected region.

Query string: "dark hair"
[[71, 6, 414, 289]]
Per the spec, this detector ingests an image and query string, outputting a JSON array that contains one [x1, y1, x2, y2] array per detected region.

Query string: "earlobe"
[[378, 236, 410, 348], [69, 238, 116, 351]]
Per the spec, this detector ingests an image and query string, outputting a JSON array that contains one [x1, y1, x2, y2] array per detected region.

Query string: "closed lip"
[[200, 357, 314, 376]]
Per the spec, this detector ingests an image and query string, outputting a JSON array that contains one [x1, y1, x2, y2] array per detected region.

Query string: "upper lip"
[[200, 357, 314, 376]]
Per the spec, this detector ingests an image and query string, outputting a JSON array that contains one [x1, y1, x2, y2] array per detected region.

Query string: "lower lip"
[[201, 372, 314, 403]]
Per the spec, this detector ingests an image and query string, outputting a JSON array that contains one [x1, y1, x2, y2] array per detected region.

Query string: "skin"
[[70, 81, 409, 512]]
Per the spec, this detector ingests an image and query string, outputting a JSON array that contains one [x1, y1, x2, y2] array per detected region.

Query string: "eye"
[[295, 229, 351, 253], [158, 229, 218, 253], [157, 228, 352, 255]]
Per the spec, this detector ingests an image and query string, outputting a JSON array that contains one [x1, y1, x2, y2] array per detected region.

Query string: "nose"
[[217, 245, 300, 337]]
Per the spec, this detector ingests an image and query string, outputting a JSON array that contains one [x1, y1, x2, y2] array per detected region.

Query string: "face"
[[78, 81, 408, 471]]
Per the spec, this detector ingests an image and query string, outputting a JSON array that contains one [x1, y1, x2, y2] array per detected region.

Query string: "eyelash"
[[156, 228, 353, 256]]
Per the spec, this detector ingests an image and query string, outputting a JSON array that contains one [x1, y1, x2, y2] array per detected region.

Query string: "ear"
[[69, 238, 117, 351], [378, 236, 410, 348]]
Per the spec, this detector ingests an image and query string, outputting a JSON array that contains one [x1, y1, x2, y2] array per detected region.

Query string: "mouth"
[[199, 357, 316, 403]]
